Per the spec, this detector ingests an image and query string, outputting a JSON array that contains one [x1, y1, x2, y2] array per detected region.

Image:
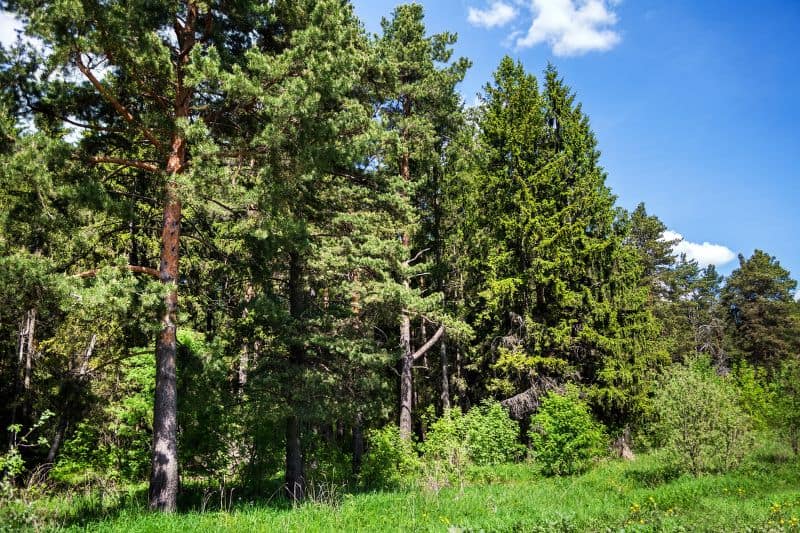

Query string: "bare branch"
[[411, 324, 445, 361], [86, 156, 160, 173], [73, 265, 160, 279], [404, 247, 430, 267], [73, 52, 163, 150]]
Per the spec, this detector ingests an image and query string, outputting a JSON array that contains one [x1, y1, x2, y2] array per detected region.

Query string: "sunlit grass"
[[6, 440, 800, 532]]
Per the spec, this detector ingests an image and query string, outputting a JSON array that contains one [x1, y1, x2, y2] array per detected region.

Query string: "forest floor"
[[4, 441, 800, 532]]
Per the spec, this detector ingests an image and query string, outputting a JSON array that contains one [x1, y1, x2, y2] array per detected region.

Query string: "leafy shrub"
[[420, 401, 521, 490], [359, 425, 420, 490], [733, 361, 773, 430], [419, 409, 470, 489], [422, 401, 522, 467], [463, 401, 525, 465], [769, 357, 800, 455], [529, 388, 607, 475], [651, 359, 753, 475]]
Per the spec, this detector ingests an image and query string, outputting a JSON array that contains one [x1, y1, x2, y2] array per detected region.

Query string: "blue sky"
[[352, 0, 800, 286], [2, 2, 798, 286]]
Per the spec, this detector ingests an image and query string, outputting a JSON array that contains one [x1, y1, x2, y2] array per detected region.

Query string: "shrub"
[[419, 402, 522, 490], [733, 361, 773, 431], [463, 401, 524, 465], [359, 425, 420, 490], [529, 388, 607, 476], [770, 357, 800, 455], [422, 401, 522, 466], [651, 359, 753, 475]]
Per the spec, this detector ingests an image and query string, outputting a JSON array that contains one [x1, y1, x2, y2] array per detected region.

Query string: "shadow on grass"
[[623, 462, 683, 488], [50, 476, 298, 529]]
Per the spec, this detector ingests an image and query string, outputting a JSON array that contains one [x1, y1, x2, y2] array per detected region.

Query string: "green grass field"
[[5, 444, 800, 532]]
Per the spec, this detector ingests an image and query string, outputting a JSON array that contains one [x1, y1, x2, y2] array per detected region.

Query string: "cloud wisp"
[[661, 230, 736, 268], [467, 0, 622, 56], [468, 1, 518, 28]]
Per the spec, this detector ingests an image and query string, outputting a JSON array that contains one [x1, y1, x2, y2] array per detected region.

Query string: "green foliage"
[[651, 359, 754, 475], [51, 350, 153, 485], [529, 388, 607, 475], [462, 57, 663, 427], [733, 361, 773, 431], [422, 402, 522, 469], [722, 250, 800, 368], [360, 425, 421, 491], [769, 357, 800, 455]]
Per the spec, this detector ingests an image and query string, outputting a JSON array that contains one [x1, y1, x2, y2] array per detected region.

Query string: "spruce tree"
[[468, 58, 661, 426]]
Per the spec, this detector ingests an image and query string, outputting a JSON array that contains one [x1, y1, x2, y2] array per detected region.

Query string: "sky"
[[350, 0, 800, 287], [2, 2, 799, 286]]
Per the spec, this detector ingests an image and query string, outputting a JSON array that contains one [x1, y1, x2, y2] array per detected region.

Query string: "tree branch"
[[86, 156, 160, 173], [411, 325, 444, 361], [73, 265, 160, 279], [73, 51, 163, 151]]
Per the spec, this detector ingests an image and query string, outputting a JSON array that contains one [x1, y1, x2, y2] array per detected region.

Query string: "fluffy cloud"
[[661, 230, 737, 268], [468, 0, 622, 56], [516, 0, 621, 55], [468, 1, 518, 29]]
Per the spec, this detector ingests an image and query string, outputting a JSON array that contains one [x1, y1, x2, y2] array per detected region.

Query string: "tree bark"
[[352, 411, 364, 474], [440, 335, 451, 411], [399, 311, 413, 439], [148, 1, 198, 511], [285, 415, 304, 502], [284, 251, 306, 501], [149, 171, 182, 512]]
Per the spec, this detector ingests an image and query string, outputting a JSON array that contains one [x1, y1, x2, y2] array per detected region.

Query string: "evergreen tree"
[[376, 3, 470, 438], [467, 58, 661, 426], [721, 250, 800, 368]]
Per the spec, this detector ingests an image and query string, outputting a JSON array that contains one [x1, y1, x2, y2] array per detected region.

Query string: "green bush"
[[463, 401, 525, 466], [770, 357, 800, 455], [422, 401, 522, 467], [419, 402, 521, 490], [733, 361, 773, 431], [651, 359, 753, 475], [529, 388, 607, 476], [359, 425, 420, 490]]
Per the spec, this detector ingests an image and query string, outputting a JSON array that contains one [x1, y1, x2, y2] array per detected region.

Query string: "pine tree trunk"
[[399, 311, 413, 439], [46, 416, 68, 466], [15, 308, 36, 420], [285, 252, 306, 501], [398, 113, 414, 439], [440, 335, 451, 411], [352, 412, 364, 473], [148, 2, 198, 509], [285, 415, 304, 501], [149, 138, 184, 512]]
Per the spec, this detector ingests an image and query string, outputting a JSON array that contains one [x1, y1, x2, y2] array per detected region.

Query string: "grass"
[[4, 443, 800, 532]]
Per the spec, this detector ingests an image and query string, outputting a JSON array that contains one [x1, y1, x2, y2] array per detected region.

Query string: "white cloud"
[[661, 230, 737, 268], [468, 1, 518, 29], [516, 0, 621, 55], [0, 11, 24, 47]]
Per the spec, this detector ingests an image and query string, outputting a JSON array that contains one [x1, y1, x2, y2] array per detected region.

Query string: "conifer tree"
[[722, 250, 800, 368], [376, 3, 470, 438], [468, 58, 661, 426], [2, 0, 381, 509]]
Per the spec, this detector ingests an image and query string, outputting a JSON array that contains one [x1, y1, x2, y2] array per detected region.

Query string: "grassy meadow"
[[4, 439, 800, 532]]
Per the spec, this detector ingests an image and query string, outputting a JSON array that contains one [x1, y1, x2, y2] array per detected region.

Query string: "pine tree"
[[2, 0, 382, 508], [722, 250, 799, 368], [376, 3, 470, 438]]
